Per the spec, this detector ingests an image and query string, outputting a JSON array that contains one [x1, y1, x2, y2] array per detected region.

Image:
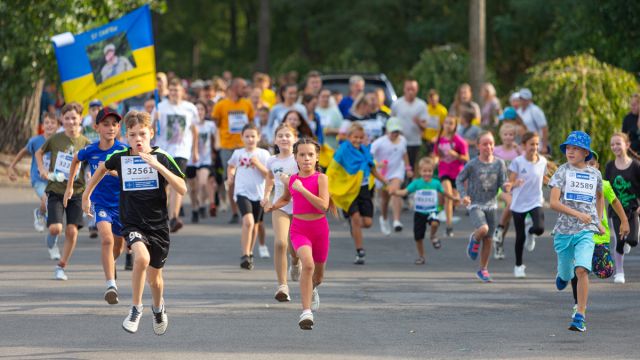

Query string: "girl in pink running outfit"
[[268, 137, 335, 330]]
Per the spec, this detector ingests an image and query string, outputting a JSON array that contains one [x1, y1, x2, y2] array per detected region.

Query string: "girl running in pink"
[[269, 137, 334, 330]]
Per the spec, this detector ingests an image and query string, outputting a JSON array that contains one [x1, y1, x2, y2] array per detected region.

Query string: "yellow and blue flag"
[[327, 141, 375, 211], [52, 5, 156, 114]]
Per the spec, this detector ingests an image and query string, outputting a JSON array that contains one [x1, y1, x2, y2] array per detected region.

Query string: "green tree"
[[0, 0, 165, 153], [523, 53, 638, 162]]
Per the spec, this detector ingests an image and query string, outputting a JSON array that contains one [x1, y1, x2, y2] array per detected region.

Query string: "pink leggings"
[[290, 216, 330, 263]]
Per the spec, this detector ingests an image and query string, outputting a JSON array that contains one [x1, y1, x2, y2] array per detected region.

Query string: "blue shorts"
[[94, 205, 123, 237], [554, 230, 595, 281], [32, 181, 47, 199]]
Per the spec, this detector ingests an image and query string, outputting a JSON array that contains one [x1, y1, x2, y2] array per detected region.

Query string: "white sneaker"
[[33, 208, 45, 232], [624, 243, 631, 254], [492, 227, 503, 244], [258, 245, 270, 259], [311, 288, 320, 311], [275, 284, 291, 302], [54, 266, 67, 280], [123, 306, 143, 333], [152, 306, 168, 335], [524, 217, 536, 251], [514, 265, 526, 278], [298, 311, 314, 330], [48, 245, 61, 261], [614, 273, 626, 284], [379, 216, 391, 236], [393, 220, 403, 232], [288, 259, 301, 282]]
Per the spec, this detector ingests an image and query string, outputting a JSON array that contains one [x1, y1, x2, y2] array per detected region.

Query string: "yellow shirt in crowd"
[[423, 103, 448, 142]]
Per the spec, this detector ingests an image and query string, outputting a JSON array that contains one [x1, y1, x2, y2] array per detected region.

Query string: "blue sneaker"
[[556, 276, 568, 291], [467, 234, 480, 261], [476, 269, 492, 283], [569, 313, 586, 332]]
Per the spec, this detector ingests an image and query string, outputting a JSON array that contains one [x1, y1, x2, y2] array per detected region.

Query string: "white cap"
[[519, 88, 533, 100], [509, 92, 520, 102]]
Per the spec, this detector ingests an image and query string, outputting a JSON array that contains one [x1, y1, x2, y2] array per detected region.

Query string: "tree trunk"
[[257, 0, 270, 72], [469, 0, 486, 105], [0, 78, 43, 154]]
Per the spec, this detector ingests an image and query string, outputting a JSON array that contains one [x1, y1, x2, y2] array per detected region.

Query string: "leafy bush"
[[522, 53, 638, 162]]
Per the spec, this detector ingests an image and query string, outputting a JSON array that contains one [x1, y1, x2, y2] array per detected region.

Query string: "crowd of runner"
[[7, 70, 640, 333]]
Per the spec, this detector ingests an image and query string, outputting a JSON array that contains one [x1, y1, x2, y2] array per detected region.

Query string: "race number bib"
[[414, 189, 438, 213], [229, 112, 249, 134], [564, 171, 597, 203], [53, 151, 73, 180], [121, 156, 159, 191]]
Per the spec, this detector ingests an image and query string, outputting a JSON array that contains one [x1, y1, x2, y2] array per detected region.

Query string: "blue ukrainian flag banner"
[[52, 5, 155, 114], [326, 141, 375, 211]]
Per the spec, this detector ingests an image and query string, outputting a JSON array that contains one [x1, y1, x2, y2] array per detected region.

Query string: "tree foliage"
[[523, 54, 638, 162], [409, 45, 471, 105]]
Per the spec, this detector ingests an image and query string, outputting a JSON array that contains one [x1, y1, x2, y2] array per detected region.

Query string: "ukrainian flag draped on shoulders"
[[327, 141, 375, 211]]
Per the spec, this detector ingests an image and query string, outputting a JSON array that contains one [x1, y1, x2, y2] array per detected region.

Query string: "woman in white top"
[[262, 124, 300, 302]]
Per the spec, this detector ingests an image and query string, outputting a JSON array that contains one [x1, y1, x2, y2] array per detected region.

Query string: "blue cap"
[[560, 131, 594, 161], [499, 107, 518, 121], [89, 99, 102, 108]]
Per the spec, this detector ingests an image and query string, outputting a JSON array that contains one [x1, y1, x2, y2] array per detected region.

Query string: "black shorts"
[[439, 175, 457, 189], [414, 212, 439, 241], [344, 185, 374, 218], [46, 192, 84, 229], [185, 165, 210, 179], [123, 226, 170, 269], [174, 157, 188, 175], [236, 195, 264, 221]]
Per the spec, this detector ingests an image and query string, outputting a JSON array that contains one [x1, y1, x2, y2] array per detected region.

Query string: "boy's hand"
[[576, 213, 591, 224], [138, 152, 161, 171], [462, 196, 471, 207], [7, 167, 17, 182], [263, 202, 273, 213], [63, 188, 74, 208], [39, 166, 49, 181], [503, 182, 513, 193], [82, 197, 93, 218], [620, 220, 630, 238], [597, 223, 606, 235], [406, 169, 414, 179]]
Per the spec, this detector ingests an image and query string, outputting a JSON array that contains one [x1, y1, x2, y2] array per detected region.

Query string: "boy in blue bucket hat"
[[548, 131, 605, 332]]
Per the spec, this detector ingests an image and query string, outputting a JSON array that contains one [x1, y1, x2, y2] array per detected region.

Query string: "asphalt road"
[[0, 186, 638, 359]]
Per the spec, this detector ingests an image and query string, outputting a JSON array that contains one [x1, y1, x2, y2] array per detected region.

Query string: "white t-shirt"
[[391, 97, 428, 146], [153, 100, 198, 160], [188, 120, 217, 167], [370, 135, 407, 184], [509, 155, 547, 213], [266, 154, 299, 215], [517, 103, 547, 138], [229, 147, 271, 201]]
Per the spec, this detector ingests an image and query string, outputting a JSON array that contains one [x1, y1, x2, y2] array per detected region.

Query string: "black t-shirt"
[[621, 112, 640, 153], [105, 147, 185, 230], [604, 159, 640, 211]]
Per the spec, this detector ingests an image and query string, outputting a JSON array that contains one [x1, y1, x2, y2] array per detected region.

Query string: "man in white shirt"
[[153, 79, 199, 232], [391, 79, 428, 170], [517, 88, 549, 154]]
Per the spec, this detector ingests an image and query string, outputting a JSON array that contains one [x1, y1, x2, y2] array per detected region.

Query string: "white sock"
[[302, 309, 312, 315], [106, 279, 117, 289], [152, 302, 164, 313]]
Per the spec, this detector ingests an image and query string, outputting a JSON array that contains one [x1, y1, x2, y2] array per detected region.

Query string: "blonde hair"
[[499, 123, 516, 137], [347, 122, 365, 135], [418, 156, 436, 171], [124, 110, 153, 130]]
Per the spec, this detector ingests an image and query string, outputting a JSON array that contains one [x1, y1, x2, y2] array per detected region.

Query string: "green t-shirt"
[[406, 177, 444, 214], [40, 132, 91, 195], [594, 180, 616, 245]]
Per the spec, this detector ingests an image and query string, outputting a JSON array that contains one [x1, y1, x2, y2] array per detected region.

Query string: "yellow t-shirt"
[[261, 88, 277, 108], [423, 103, 448, 142], [380, 104, 391, 115], [212, 98, 255, 149]]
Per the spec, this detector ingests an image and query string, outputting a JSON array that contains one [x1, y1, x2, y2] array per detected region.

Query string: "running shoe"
[[289, 260, 301, 281], [311, 288, 320, 311], [493, 241, 505, 260], [48, 245, 61, 261], [89, 226, 98, 239], [229, 213, 239, 224], [476, 269, 492, 283], [514, 265, 526, 278], [379, 216, 391, 236], [492, 226, 504, 244], [275, 284, 291, 302], [124, 253, 133, 271], [179, 206, 185, 217], [191, 211, 199, 224], [556, 275, 568, 291], [623, 243, 631, 254], [525, 217, 536, 251], [393, 220, 403, 232], [209, 204, 217, 217], [446, 227, 454, 238], [354, 249, 366, 265], [467, 234, 480, 261], [298, 311, 314, 330], [613, 273, 626, 284], [122, 306, 142, 334], [152, 306, 168, 335], [54, 266, 67, 281], [199, 206, 207, 219], [169, 218, 183, 233], [33, 208, 45, 232], [259, 245, 270, 259], [240, 255, 252, 270], [569, 313, 586, 332], [104, 286, 119, 305]]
